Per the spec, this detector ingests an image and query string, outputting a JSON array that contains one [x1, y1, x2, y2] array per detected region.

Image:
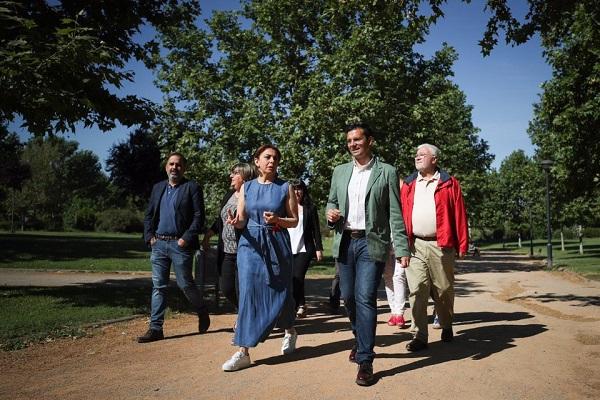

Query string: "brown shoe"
[[137, 329, 164, 343], [355, 362, 375, 386], [349, 343, 358, 363], [406, 338, 428, 352]]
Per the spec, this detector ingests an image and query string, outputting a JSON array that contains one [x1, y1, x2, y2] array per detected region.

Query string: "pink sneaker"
[[396, 315, 407, 328], [387, 315, 398, 326]]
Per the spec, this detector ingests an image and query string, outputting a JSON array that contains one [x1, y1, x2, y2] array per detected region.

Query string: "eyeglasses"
[[414, 154, 434, 159]]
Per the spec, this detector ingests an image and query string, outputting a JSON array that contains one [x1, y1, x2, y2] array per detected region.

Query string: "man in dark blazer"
[[137, 152, 210, 343]]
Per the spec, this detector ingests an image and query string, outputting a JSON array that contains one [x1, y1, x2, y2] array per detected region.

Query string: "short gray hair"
[[417, 143, 440, 158]]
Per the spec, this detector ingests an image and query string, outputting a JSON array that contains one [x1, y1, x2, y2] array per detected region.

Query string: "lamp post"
[[541, 160, 554, 269], [529, 205, 534, 257]]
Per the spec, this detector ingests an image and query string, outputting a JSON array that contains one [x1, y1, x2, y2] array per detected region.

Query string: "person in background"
[[138, 152, 209, 343], [383, 248, 409, 329], [400, 143, 468, 352], [222, 144, 299, 372], [202, 163, 257, 311], [287, 179, 324, 318]]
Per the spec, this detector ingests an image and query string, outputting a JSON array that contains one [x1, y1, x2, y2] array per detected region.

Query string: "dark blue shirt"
[[156, 184, 180, 235]]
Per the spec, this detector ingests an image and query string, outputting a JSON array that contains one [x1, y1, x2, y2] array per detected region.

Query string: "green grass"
[[307, 236, 336, 276], [1, 231, 150, 271], [0, 283, 198, 350], [481, 237, 600, 280], [0, 231, 337, 350]]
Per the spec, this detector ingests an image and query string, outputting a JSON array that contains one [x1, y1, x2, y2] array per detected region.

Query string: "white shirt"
[[345, 157, 375, 230], [288, 211, 306, 254], [411, 170, 439, 237]]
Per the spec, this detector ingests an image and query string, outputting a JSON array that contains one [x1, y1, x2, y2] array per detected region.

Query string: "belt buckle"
[[350, 230, 365, 239]]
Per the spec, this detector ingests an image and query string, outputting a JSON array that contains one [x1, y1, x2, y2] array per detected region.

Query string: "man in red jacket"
[[400, 143, 468, 352]]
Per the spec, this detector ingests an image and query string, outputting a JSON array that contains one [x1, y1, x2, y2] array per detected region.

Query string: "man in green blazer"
[[326, 123, 410, 386]]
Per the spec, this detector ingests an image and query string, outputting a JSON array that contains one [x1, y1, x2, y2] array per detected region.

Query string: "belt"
[[156, 234, 179, 241], [345, 230, 366, 239], [415, 235, 436, 241]]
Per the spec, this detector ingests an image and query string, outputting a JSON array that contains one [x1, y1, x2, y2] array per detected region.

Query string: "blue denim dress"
[[234, 178, 295, 347]]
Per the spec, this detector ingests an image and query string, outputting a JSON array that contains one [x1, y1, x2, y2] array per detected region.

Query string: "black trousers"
[[292, 251, 313, 308], [220, 252, 239, 309]]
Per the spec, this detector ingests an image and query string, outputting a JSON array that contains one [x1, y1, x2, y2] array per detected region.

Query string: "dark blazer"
[[143, 178, 205, 250], [301, 202, 324, 258]]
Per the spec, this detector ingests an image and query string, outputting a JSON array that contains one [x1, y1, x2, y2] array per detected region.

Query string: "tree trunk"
[[560, 229, 565, 251]]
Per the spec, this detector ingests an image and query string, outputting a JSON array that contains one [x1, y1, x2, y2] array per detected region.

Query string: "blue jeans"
[[150, 239, 206, 330], [337, 234, 385, 364]]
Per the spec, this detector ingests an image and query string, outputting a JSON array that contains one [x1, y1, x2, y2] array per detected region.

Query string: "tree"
[[106, 127, 164, 208], [0, 125, 31, 197], [155, 0, 492, 219], [16, 136, 108, 229], [0, 125, 31, 231], [527, 1, 600, 202], [0, 0, 200, 135], [495, 150, 545, 239], [477, 0, 586, 55], [478, 0, 600, 232]]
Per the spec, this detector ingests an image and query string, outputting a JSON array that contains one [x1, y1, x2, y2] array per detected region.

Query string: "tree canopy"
[[106, 128, 164, 208], [0, 0, 200, 135], [155, 0, 492, 218]]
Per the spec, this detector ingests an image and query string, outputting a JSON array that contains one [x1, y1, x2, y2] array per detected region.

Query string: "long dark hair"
[[289, 179, 312, 207]]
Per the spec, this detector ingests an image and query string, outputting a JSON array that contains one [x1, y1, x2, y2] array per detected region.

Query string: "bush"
[[64, 198, 97, 231], [95, 208, 143, 233]]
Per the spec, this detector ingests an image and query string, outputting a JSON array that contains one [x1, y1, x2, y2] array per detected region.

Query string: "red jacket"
[[400, 170, 469, 255]]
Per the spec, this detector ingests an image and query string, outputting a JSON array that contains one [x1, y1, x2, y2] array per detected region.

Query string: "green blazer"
[[326, 157, 410, 262]]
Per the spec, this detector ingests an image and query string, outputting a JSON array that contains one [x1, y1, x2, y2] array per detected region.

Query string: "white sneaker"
[[222, 351, 251, 371], [432, 315, 441, 329], [281, 331, 298, 355], [296, 306, 306, 318]]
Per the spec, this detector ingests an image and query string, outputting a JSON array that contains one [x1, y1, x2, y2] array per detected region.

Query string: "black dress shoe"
[[406, 338, 428, 352], [441, 327, 453, 342], [349, 343, 358, 363], [198, 310, 211, 333], [355, 362, 375, 386], [329, 295, 340, 312], [137, 329, 164, 343]]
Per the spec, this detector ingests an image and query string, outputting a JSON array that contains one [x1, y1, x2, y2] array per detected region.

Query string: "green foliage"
[[95, 208, 143, 233], [63, 197, 97, 231], [478, 0, 583, 55], [13, 136, 108, 230], [527, 1, 600, 204], [0, 0, 200, 135], [155, 0, 492, 221], [106, 128, 164, 208], [0, 126, 31, 196]]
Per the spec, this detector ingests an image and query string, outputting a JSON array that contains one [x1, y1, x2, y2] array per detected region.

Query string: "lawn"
[[1, 231, 150, 271], [482, 237, 600, 280], [0, 283, 197, 350], [1, 231, 336, 350]]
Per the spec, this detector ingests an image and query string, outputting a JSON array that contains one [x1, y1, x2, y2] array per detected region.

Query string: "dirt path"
[[1, 252, 599, 400]]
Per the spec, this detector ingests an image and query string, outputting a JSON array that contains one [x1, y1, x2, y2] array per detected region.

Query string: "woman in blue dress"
[[222, 144, 299, 372]]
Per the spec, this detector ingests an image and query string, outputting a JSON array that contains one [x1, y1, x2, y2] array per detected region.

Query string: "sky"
[[14, 0, 552, 171]]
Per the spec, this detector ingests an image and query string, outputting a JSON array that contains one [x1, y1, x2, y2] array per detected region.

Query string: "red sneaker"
[[396, 315, 407, 328], [387, 315, 398, 326]]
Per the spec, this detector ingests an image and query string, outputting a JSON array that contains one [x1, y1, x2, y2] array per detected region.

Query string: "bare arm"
[[226, 184, 247, 229], [264, 184, 298, 228]]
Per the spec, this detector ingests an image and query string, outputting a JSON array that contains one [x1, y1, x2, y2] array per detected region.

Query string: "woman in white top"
[[287, 179, 323, 318]]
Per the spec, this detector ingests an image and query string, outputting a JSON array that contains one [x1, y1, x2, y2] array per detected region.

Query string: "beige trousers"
[[405, 238, 456, 342]]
